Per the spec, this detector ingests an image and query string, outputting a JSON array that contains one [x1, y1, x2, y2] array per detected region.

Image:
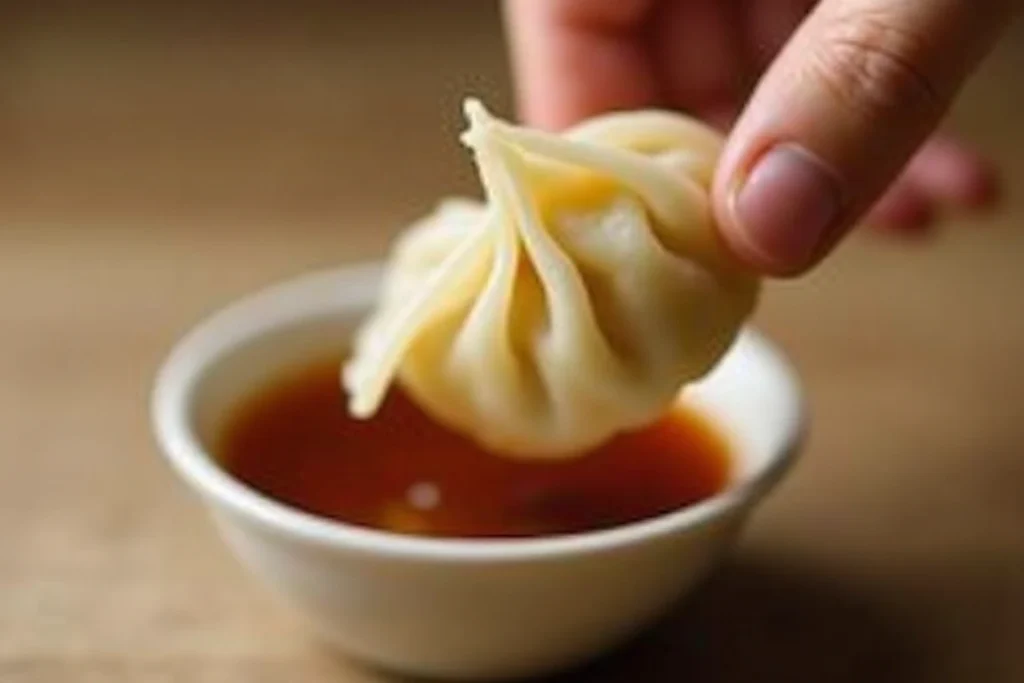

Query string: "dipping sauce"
[[218, 358, 732, 539]]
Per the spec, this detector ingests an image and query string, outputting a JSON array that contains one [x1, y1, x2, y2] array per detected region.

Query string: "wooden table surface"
[[1, 3, 1022, 682]]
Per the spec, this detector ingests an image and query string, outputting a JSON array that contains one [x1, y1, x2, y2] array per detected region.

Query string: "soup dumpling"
[[343, 99, 759, 458]]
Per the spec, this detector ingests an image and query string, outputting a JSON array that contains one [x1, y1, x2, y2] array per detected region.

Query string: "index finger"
[[502, 0, 659, 129]]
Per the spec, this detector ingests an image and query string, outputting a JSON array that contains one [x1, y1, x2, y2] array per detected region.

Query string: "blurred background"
[[1, 2, 1022, 682]]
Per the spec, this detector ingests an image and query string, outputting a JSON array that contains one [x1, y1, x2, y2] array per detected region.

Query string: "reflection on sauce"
[[218, 358, 732, 539]]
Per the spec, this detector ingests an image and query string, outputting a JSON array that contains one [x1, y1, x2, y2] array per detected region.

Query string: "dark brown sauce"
[[218, 357, 732, 539]]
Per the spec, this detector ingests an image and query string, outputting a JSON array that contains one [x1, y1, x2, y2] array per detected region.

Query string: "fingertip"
[[953, 156, 1002, 209], [866, 183, 937, 233], [908, 137, 1002, 210], [714, 143, 845, 278]]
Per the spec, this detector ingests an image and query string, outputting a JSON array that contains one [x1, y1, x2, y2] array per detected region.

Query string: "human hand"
[[503, 0, 1011, 276]]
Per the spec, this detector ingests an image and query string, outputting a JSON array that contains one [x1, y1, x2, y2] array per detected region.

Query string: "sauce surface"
[[218, 358, 732, 539]]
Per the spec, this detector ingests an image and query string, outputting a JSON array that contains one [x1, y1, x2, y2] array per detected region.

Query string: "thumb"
[[713, 0, 1013, 276]]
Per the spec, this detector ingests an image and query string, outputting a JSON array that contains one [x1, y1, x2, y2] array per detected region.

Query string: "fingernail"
[[729, 144, 842, 271]]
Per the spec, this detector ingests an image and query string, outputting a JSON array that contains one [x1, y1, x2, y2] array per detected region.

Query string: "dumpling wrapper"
[[343, 99, 760, 458]]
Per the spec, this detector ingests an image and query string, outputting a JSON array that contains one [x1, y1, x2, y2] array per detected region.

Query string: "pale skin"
[[503, 0, 1014, 276]]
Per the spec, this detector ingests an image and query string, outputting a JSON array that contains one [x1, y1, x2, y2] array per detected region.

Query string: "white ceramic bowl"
[[151, 263, 805, 681]]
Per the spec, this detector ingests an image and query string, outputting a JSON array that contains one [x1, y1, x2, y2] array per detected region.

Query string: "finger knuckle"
[[808, 12, 945, 122]]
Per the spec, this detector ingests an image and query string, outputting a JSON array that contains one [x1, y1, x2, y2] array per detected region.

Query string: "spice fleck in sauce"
[[219, 358, 732, 539]]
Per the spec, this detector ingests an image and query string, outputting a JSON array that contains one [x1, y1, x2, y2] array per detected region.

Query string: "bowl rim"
[[150, 262, 806, 563]]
